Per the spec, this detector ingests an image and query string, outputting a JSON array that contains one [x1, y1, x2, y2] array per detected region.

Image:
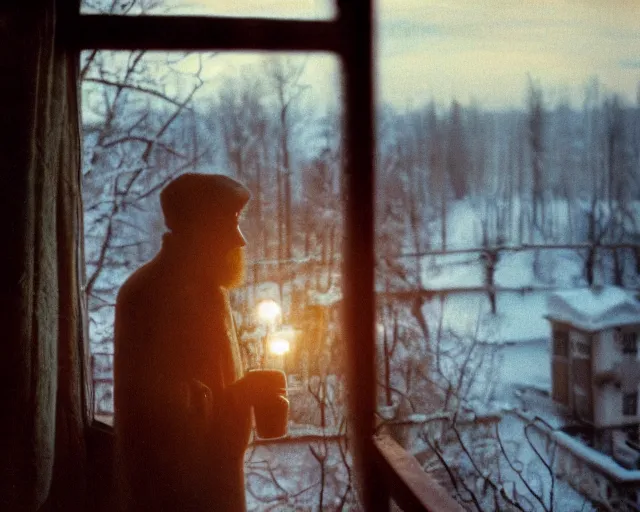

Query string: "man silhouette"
[[114, 173, 285, 511]]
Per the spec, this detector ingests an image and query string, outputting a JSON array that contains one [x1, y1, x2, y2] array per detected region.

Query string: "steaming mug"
[[249, 369, 289, 439]]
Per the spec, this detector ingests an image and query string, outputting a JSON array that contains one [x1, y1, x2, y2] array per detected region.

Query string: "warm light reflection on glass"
[[269, 338, 290, 356], [257, 299, 282, 324]]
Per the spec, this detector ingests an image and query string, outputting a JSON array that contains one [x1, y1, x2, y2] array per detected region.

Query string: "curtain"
[[0, 0, 87, 510]]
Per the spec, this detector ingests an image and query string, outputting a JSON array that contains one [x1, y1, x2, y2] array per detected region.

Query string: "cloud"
[[374, 0, 640, 107], [620, 59, 640, 70], [379, 18, 441, 39], [142, 0, 640, 108]]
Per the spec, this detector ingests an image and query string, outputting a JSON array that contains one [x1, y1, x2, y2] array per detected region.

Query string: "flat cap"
[[160, 173, 250, 232]]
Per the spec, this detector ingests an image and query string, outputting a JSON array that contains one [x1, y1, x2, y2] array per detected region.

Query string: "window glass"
[[82, 49, 352, 508], [623, 392, 638, 416], [79, 0, 640, 508], [81, 0, 335, 19], [374, 0, 640, 509], [573, 339, 590, 358]]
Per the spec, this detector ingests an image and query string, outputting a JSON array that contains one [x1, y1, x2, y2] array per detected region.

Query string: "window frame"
[[62, 3, 384, 510], [65, 4, 465, 510]]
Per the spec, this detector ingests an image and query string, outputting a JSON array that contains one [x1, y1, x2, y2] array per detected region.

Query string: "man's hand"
[[232, 370, 287, 408]]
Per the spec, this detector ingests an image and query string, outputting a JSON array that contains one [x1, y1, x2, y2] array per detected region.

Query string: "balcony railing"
[[374, 434, 465, 512]]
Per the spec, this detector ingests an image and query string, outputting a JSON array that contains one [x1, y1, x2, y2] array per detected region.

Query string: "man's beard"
[[217, 246, 246, 288]]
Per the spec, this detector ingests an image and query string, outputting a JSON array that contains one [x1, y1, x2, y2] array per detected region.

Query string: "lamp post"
[[256, 299, 281, 368], [268, 326, 295, 371]]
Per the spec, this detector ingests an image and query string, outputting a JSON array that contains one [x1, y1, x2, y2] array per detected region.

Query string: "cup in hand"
[[249, 369, 289, 439]]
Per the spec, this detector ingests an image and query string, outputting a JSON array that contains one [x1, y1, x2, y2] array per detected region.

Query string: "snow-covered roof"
[[547, 286, 640, 331]]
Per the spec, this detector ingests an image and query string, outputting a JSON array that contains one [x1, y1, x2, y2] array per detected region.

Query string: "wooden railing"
[[374, 434, 465, 512]]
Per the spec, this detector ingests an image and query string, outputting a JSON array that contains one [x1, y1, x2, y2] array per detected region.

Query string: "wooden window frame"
[[60, 4, 462, 511]]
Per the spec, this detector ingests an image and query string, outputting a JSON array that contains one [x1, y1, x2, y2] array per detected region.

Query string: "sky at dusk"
[[375, 0, 640, 108], [87, 0, 640, 109]]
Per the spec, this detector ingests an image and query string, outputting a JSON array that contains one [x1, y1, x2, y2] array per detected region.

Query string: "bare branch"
[[84, 77, 195, 110]]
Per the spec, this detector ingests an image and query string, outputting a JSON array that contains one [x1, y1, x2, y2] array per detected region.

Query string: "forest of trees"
[[83, 48, 640, 346]]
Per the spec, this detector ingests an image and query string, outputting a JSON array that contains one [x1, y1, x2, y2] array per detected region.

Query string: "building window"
[[624, 425, 640, 444], [622, 332, 638, 356], [553, 329, 569, 357], [574, 388, 592, 422], [623, 392, 638, 416], [572, 339, 591, 358]]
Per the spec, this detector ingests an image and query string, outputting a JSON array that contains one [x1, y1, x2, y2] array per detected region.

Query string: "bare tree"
[[527, 76, 546, 235], [447, 99, 470, 201], [82, 42, 208, 351], [264, 57, 309, 259], [426, 101, 448, 249], [416, 414, 570, 512]]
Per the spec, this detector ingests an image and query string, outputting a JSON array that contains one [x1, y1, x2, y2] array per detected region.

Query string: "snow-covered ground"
[[421, 291, 551, 344], [496, 339, 551, 395]]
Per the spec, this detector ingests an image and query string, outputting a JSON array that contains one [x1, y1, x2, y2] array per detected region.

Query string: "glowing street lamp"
[[268, 337, 291, 356], [256, 299, 282, 368], [268, 326, 295, 370], [257, 299, 281, 325]]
